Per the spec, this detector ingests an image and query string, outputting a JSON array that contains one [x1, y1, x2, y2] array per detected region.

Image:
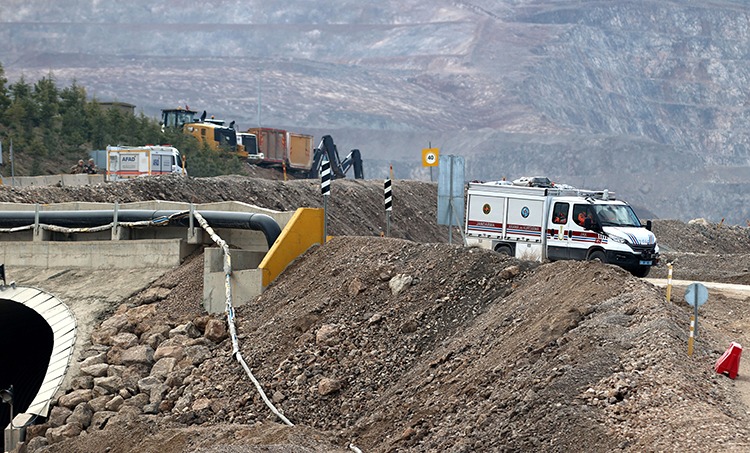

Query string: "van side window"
[[552, 202, 569, 224]]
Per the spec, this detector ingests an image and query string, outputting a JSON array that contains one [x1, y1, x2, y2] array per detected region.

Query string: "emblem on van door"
[[483, 204, 491, 215], [521, 207, 530, 218]]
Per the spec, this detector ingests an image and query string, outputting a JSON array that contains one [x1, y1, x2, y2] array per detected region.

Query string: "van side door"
[[569, 204, 603, 260], [547, 201, 570, 260]]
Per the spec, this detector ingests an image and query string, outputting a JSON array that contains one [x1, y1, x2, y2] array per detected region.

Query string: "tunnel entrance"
[[0, 299, 54, 450]]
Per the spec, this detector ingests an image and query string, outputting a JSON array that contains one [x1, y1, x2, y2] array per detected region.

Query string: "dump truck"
[[247, 129, 362, 179], [287, 132, 314, 172], [105, 145, 186, 181], [246, 128, 314, 172], [246, 127, 287, 166], [465, 178, 659, 277]]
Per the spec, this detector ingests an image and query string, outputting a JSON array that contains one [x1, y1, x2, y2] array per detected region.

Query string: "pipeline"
[[0, 209, 281, 248]]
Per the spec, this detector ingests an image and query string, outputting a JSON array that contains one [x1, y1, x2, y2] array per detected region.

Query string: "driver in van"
[[577, 209, 592, 227]]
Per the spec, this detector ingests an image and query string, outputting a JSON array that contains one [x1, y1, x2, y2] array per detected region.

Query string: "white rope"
[[0, 225, 34, 233], [0, 210, 193, 235], [192, 210, 294, 427], [42, 223, 114, 233]]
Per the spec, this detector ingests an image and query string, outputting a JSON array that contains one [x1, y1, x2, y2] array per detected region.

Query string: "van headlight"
[[609, 235, 627, 244]]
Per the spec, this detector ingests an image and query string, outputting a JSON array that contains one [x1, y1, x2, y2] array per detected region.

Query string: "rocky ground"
[[3, 173, 750, 452]]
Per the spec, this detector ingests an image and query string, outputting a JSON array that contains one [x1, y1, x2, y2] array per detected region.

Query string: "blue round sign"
[[685, 282, 708, 307], [521, 207, 530, 218]]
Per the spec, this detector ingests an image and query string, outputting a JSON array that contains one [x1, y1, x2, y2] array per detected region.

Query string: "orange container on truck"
[[247, 127, 287, 165], [287, 132, 314, 171]]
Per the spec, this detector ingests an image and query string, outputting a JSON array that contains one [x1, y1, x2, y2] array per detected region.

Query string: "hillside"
[[2, 2, 750, 223], [1, 175, 750, 452]]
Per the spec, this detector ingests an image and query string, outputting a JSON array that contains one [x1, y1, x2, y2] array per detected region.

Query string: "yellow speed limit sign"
[[422, 148, 439, 167]]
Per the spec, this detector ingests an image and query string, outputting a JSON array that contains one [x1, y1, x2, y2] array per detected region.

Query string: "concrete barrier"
[[0, 239, 190, 268], [203, 247, 267, 313], [259, 208, 324, 287], [1, 174, 105, 187]]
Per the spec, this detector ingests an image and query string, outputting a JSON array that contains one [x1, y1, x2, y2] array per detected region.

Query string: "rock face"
[[3, 2, 750, 223]]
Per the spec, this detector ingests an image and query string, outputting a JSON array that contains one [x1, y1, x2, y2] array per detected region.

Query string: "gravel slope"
[[2, 176, 749, 452]]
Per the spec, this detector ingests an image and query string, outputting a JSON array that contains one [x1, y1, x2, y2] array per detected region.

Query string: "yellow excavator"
[[161, 107, 248, 157]]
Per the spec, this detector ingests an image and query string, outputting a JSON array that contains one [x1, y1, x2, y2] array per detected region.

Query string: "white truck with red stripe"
[[106, 145, 186, 181], [465, 180, 659, 277]]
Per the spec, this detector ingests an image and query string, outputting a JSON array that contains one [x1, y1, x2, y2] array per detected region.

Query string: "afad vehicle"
[[161, 107, 249, 158], [465, 177, 659, 277], [105, 145, 186, 181]]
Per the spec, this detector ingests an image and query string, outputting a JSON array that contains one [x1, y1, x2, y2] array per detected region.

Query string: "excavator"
[[309, 135, 364, 179], [161, 107, 248, 157]]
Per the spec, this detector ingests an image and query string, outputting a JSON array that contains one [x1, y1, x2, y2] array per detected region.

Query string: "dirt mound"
[[653, 219, 750, 254], [229, 239, 749, 452], [6, 176, 750, 452], [0, 175, 450, 242], [26, 238, 750, 452]]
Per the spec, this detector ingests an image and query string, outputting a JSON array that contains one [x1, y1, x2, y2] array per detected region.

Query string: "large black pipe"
[[0, 210, 282, 248]]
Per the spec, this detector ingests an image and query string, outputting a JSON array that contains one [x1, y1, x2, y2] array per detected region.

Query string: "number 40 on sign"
[[422, 148, 439, 167]]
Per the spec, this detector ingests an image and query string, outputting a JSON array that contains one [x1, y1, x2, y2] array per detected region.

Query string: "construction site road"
[[646, 279, 750, 299]]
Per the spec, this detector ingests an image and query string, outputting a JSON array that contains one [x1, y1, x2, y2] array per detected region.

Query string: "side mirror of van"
[[646, 220, 652, 231]]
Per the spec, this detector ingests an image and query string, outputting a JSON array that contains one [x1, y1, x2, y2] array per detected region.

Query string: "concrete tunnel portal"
[[0, 207, 287, 440], [0, 287, 77, 452], [0, 299, 53, 446]]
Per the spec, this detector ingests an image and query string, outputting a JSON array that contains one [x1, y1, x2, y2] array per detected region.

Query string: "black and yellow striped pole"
[[384, 178, 392, 237], [321, 160, 331, 243]]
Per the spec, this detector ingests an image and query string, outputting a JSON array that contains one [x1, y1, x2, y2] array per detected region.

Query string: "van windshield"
[[592, 204, 642, 228]]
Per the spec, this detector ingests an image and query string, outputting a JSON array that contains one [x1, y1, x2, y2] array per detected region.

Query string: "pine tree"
[[0, 63, 11, 120]]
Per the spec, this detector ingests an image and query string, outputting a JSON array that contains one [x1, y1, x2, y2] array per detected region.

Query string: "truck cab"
[[237, 132, 263, 163], [546, 197, 658, 276]]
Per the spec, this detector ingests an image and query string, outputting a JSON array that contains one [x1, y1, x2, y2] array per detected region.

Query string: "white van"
[[106, 145, 186, 181], [465, 179, 659, 277]]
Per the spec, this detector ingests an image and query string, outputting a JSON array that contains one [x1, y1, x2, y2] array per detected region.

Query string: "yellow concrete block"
[[259, 208, 324, 287]]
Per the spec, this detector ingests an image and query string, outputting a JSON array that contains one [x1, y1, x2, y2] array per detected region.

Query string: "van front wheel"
[[588, 250, 607, 263], [632, 265, 651, 278]]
